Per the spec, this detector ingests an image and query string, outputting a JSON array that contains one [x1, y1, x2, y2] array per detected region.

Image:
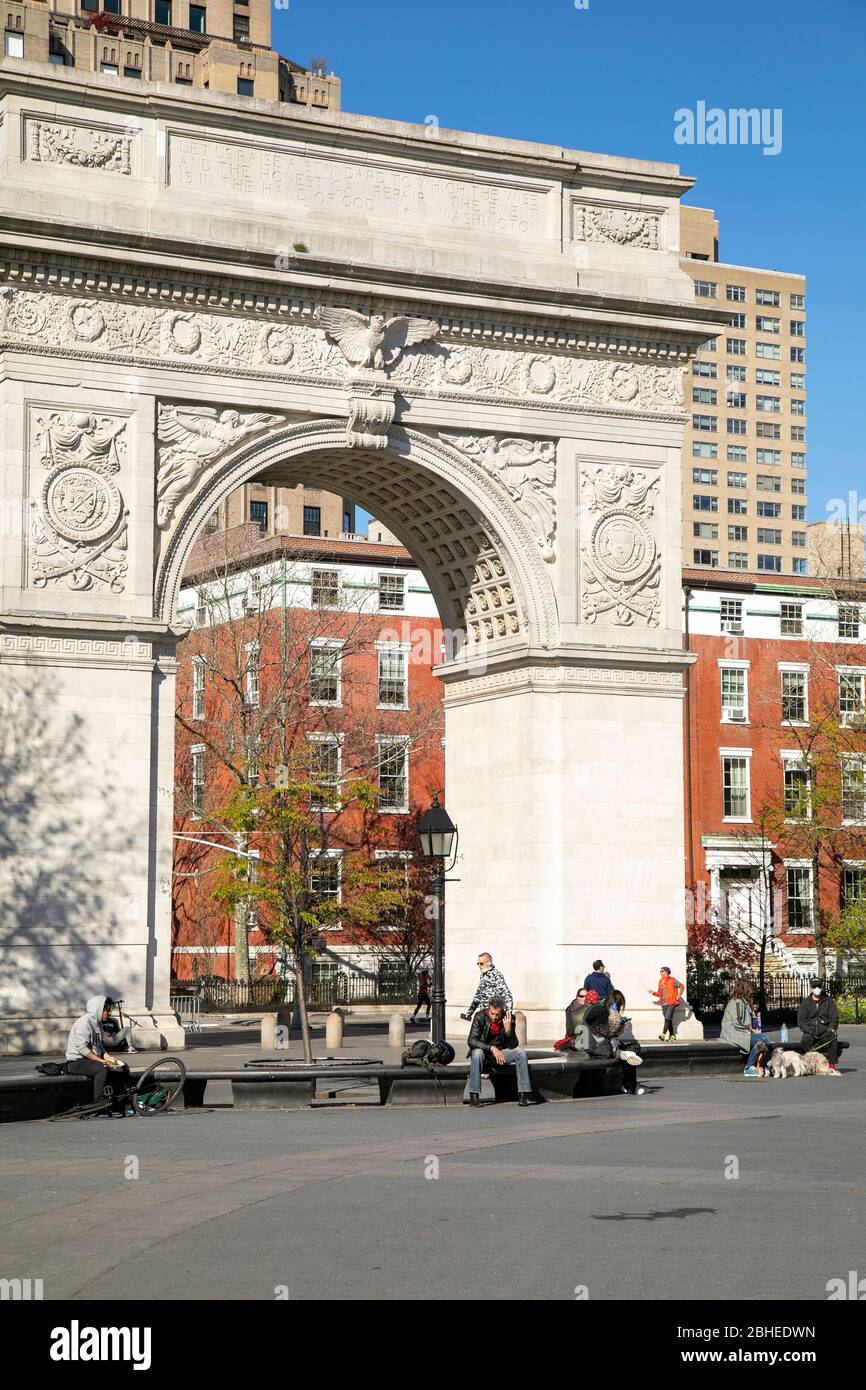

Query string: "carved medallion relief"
[[580, 463, 661, 628]]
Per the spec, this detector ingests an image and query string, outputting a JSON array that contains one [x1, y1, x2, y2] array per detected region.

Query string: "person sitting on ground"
[[65, 995, 130, 1104], [651, 965, 684, 1041], [720, 981, 770, 1076], [583, 959, 613, 1001], [466, 997, 539, 1107], [584, 989, 646, 1095], [459, 953, 513, 1021], [797, 979, 840, 1071]]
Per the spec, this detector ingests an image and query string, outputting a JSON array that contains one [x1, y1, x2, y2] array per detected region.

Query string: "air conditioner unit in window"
[[724, 708, 747, 722], [722, 622, 744, 635]]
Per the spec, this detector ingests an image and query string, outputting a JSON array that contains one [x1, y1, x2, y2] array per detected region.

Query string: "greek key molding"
[[0, 633, 154, 664], [443, 662, 685, 704]]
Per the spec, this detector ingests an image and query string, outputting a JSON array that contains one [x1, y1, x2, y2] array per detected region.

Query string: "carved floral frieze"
[[25, 118, 137, 175], [28, 411, 129, 593], [572, 203, 661, 250]]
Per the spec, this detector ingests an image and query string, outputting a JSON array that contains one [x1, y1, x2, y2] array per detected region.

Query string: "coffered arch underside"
[[155, 421, 559, 653]]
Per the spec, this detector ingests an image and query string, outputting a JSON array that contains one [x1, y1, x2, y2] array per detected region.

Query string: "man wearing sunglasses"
[[459, 952, 514, 1022]]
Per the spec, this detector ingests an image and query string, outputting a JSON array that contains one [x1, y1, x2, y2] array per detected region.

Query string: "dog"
[[767, 1047, 840, 1079]]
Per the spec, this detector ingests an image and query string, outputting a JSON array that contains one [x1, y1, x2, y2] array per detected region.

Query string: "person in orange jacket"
[[650, 966, 683, 1040]]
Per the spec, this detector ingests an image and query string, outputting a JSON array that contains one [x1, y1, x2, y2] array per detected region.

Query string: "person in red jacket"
[[650, 966, 683, 1040]]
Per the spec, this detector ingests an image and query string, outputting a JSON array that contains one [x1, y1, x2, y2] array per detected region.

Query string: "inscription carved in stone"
[[29, 411, 129, 592], [580, 464, 661, 627]]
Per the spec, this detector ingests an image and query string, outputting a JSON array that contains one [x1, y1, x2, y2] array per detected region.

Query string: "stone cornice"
[[0, 243, 723, 362], [436, 644, 696, 684]]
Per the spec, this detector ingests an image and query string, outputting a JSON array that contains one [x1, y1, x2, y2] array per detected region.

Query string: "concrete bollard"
[[389, 1012, 406, 1049], [260, 1012, 278, 1049], [325, 1009, 344, 1052], [515, 1010, 528, 1047]]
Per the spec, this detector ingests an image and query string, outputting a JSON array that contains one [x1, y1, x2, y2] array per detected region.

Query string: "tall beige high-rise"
[[680, 207, 807, 576]]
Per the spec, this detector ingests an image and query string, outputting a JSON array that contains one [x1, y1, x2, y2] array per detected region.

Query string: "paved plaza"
[[1, 1027, 863, 1302]]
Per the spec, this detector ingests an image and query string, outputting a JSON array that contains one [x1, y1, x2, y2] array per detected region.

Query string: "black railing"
[[184, 971, 418, 1013], [687, 972, 866, 1024], [199, 977, 291, 1013]]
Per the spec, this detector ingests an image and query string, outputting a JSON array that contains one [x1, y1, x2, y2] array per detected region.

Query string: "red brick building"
[[684, 567, 866, 976], [171, 525, 445, 996]]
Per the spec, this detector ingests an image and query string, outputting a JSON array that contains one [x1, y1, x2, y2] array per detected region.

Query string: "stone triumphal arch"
[[0, 61, 724, 1049]]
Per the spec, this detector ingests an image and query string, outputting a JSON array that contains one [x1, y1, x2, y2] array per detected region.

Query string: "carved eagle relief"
[[317, 307, 439, 370]]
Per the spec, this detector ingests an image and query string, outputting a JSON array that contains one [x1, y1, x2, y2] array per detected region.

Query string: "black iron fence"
[[183, 969, 418, 1014], [687, 971, 866, 1024]]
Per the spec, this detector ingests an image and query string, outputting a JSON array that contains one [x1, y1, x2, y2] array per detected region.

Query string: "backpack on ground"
[[400, 1039, 455, 1073]]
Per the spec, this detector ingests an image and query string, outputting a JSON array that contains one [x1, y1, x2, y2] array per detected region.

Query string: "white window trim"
[[310, 567, 341, 610], [192, 656, 206, 720], [720, 748, 752, 824], [778, 663, 809, 725], [375, 641, 411, 711], [718, 660, 749, 724], [190, 742, 205, 821], [378, 571, 407, 612], [841, 754, 866, 827], [837, 668, 866, 726], [309, 638, 344, 708], [783, 859, 813, 934], [374, 848, 413, 931], [781, 749, 812, 822], [308, 847, 343, 930], [307, 732, 344, 812], [376, 734, 410, 814], [243, 640, 261, 708]]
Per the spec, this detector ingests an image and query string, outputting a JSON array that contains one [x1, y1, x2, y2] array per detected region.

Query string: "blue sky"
[[274, 0, 865, 525]]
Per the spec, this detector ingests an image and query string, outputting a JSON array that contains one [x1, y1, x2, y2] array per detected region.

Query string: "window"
[[693, 361, 717, 378], [728, 553, 748, 569], [309, 852, 341, 913], [233, 14, 250, 41], [727, 338, 746, 355], [781, 669, 807, 722], [379, 573, 405, 611], [790, 293, 805, 310], [757, 475, 781, 493], [375, 851, 411, 931], [793, 558, 808, 575], [756, 316, 780, 333], [250, 500, 268, 534], [792, 505, 806, 522], [839, 604, 860, 639], [842, 758, 866, 823], [728, 498, 748, 515], [693, 495, 718, 512], [790, 372, 806, 389], [756, 449, 781, 467], [237, 77, 255, 97], [693, 387, 717, 405], [727, 472, 747, 489], [756, 342, 781, 360], [309, 641, 342, 705], [378, 738, 409, 812], [303, 505, 321, 537], [311, 569, 339, 608], [694, 280, 717, 298], [191, 745, 205, 815], [790, 399, 806, 417], [757, 528, 782, 545], [195, 589, 208, 627], [693, 414, 717, 432], [790, 320, 806, 338], [308, 736, 342, 811], [692, 468, 718, 485], [792, 453, 807, 469], [840, 671, 866, 724], [720, 598, 743, 633], [757, 501, 781, 518], [721, 666, 748, 720], [100, 62, 119, 75], [5, 31, 24, 58], [780, 602, 803, 636], [786, 865, 812, 932], [756, 422, 781, 440], [693, 441, 718, 459], [377, 645, 408, 707], [192, 659, 205, 720], [791, 346, 806, 363], [755, 369, 780, 386], [189, 4, 206, 32], [792, 531, 807, 549], [722, 754, 750, 820], [757, 555, 782, 573], [727, 419, 747, 435], [727, 284, 746, 302], [756, 289, 781, 307], [728, 313, 747, 329], [124, 65, 142, 77], [155, 0, 172, 23], [792, 477, 806, 495], [843, 864, 866, 906], [726, 445, 748, 462], [727, 392, 747, 409], [244, 642, 260, 708], [783, 756, 811, 820], [693, 549, 718, 567], [694, 522, 718, 540], [727, 365, 747, 382], [728, 525, 748, 543], [756, 395, 781, 413]]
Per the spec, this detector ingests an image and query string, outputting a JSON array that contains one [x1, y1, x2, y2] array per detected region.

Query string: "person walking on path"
[[410, 969, 431, 1022], [459, 952, 513, 1021], [583, 960, 613, 1001], [466, 998, 539, 1107], [797, 979, 840, 1070], [651, 966, 684, 1040]]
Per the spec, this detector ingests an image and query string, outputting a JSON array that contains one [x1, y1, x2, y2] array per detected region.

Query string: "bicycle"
[[52, 1057, 187, 1121]]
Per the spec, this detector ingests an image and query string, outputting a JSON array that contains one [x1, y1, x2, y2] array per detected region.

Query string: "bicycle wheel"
[[132, 1057, 186, 1116]]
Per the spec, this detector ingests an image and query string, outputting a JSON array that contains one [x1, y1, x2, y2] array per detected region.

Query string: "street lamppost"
[[417, 792, 458, 1045]]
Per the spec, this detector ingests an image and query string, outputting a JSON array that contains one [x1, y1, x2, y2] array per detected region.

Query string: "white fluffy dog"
[[767, 1047, 840, 1079]]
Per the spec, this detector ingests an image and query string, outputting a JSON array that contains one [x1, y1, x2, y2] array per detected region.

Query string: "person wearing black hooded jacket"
[[797, 980, 840, 1066]]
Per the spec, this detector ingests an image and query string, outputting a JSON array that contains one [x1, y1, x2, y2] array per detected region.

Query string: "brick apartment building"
[[684, 567, 866, 976], [171, 525, 445, 997]]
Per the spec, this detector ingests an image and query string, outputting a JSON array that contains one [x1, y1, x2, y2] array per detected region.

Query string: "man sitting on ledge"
[[467, 998, 540, 1107]]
